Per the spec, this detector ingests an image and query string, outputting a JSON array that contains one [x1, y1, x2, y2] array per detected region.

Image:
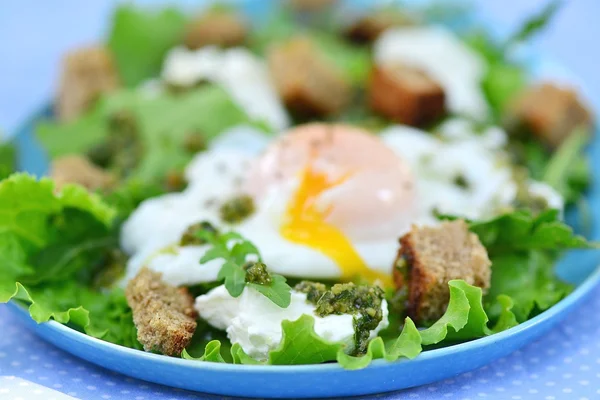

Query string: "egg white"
[[122, 120, 563, 286]]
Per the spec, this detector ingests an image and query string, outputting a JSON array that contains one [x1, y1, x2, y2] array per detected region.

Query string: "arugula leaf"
[[107, 5, 187, 87], [37, 85, 254, 184], [470, 209, 591, 252], [507, 0, 562, 45], [543, 127, 591, 202], [470, 210, 593, 322], [198, 228, 292, 307], [248, 275, 292, 309]]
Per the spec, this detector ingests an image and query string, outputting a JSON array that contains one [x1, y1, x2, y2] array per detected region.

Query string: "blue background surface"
[[1, 1, 600, 399]]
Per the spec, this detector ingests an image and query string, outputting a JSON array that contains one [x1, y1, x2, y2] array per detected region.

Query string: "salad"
[[0, 0, 596, 370]]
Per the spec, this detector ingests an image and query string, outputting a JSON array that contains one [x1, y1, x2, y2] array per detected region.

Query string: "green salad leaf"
[[470, 210, 593, 322], [0, 174, 140, 348], [199, 228, 292, 307], [542, 127, 591, 203], [108, 5, 187, 87], [37, 85, 255, 183], [190, 279, 516, 369], [507, 0, 562, 46], [182, 341, 226, 363], [0, 142, 16, 180]]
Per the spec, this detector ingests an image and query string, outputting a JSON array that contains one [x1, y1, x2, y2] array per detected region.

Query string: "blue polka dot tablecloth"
[[1, 288, 600, 400]]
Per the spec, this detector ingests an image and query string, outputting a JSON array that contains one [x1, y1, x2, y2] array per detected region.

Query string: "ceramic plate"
[[7, 1, 600, 397]]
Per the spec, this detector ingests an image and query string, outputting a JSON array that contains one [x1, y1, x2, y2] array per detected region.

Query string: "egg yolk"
[[281, 165, 393, 287]]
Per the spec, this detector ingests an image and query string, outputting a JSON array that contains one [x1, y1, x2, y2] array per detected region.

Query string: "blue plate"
[[7, 1, 600, 398]]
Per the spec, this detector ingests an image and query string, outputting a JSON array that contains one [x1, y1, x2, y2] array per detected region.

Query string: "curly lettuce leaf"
[[107, 5, 187, 87], [0, 174, 139, 348], [203, 281, 515, 370], [182, 341, 226, 363]]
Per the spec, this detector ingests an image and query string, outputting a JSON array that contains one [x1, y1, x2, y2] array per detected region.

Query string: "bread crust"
[[125, 268, 197, 356], [395, 220, 492, 324], [368, 64, 446, 127]]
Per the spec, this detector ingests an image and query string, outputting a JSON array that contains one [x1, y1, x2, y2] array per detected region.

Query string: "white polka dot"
[[43, 363, 53, 368], [545, 397, 555, 400], [106, 381, 115, 386], [87, 386, 97, 391], [530, 374, 539, 379], [10, 361, 20, 367], [496, 372, 505, 377], [120, 391, 130, 394], [511, 396, 521, 400], [579, 348, 590, 355], [529, 389, 538, 394], [58, 371, 67, 375], [546, 366, 557, 371], [29, 355, 39, 361], [461, 385, 471, 390], [478, 379, 489, 384], [477, 393, 487, 397], [511, 380, 522, 385], [563, 357, 573, 363], [38, 376, 48, 381], [546, 381, 556, 387], [72, 378, 82, 383], [443, 394, 453, 398], [563, 388, 573, 393], [52, 384, 62, 389], [495, 387, 505, 392], [579, 380, 590, 386], [0, 352, 6, 358], [530, 357, 540, 363], [563, 373, 573, 379], [135, 397, 145, 400], [580, 365, 590, 371], [101, 396, 111, 399]]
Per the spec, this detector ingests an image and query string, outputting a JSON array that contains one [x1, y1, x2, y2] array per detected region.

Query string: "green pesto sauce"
[[179, 221, 218, 246], [303, 282, 385, 355], [244, 262, 272, 285], [294, 281, 327, 303], [219, 195, 255, 224]]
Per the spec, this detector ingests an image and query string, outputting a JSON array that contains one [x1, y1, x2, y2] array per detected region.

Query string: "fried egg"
[[121, 121, 562, 287]]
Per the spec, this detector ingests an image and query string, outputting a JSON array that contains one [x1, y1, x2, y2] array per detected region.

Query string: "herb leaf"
[[198, 228, 292, 307], [507, 0, 562, 45], [248, 275, 292, 308]]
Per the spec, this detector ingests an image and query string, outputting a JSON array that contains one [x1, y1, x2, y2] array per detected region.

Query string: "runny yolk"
[[281, 166, 393, 287]]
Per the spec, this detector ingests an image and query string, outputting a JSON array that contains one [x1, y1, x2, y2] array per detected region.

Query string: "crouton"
[[50, 155, 115, 191], [56, 46, 120, 122], [368, 64, 446, 126], [125, 268, 197, 356], [346, 11, 413, 43], [505, 83, 593, 148], [184, 11, 247, 50], [394, 220, 491, 324], [288, 0, 337, 12], [268, 37, 351, 117]]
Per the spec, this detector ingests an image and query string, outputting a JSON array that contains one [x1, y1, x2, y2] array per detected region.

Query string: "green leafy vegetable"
[[0, 174, 139, 348], [0, 142, 16, 179], [108, 5, 187, 87], [507, 0, 562, 45], [199, 229, 292, 307], [182, 341, 225, 363], [543, 127, 591, 203], [470, 210, 593, 322], [37, 85, 254, 183]]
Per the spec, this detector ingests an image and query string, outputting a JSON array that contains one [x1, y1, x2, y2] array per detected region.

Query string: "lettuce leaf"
[[107, 5, 187, 87], [185, 280, 516, 370], [0, 174, 140, 348]]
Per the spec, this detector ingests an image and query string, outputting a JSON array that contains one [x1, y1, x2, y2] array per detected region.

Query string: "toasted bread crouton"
[[288, 0, 337, 11], [368, 64, 446, 126], [268, 37, 351, 117], [394, 220, 491, 324], [50, 155, 115, 191], [126, 268, 197, 356], [346, 11, 413, 43], [505, 83, 593, 148], [57, 46, 120, 122], [184, 11, 247, 50]]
